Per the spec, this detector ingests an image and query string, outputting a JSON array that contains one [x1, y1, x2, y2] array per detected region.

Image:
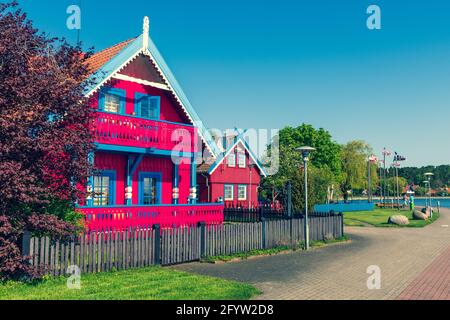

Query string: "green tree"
[[260, 124, 341, 210], [385, 177, 408, 196], [340, 141, 377, 200]]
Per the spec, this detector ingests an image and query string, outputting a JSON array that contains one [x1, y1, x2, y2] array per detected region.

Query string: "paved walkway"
[[174, 208, 450, 300]]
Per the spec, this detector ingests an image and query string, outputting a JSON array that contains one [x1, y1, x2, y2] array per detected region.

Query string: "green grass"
[[0, 266, 260, 300], [202, 236, 349, 263], [344, 208, 440, 228]]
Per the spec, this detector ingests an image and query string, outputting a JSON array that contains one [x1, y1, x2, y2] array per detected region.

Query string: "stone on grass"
[[413, 210, 428, 220], [324, 233, 334, 242], [388, 215, 409, 225], [421, 207, 432, 218]]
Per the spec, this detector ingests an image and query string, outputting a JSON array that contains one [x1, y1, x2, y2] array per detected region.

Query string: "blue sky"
[[20, 0, 450, 166]]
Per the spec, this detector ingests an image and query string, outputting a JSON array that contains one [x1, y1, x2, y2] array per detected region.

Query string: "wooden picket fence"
[[23, 214, 344, 275]]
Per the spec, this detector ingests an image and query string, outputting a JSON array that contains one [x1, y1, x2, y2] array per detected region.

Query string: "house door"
[[139, 172, 162, 205]]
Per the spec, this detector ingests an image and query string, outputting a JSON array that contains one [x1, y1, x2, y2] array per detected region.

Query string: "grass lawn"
[[0, 266, 260, 300], [344, 208, 440, 228]]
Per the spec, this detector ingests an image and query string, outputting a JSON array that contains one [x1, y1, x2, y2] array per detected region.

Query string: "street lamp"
[[296, 146, 316, 251], [424, 172, 434, 211], [422, 180, 430, 207]]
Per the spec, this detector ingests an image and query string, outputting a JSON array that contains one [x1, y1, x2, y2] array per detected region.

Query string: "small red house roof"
[[198, 131, 267, 177]]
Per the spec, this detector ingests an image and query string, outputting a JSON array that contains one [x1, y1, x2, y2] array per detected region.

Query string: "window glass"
[[224, 185, 234, 200], [238, 185, 247, 200], [227, 153, 236, 167], [104, 93, 120, 113], [139, 96, 159, 119], [142, 176, 158, 204], [93, 174, 112, 206], [238, 153, 246, 168]]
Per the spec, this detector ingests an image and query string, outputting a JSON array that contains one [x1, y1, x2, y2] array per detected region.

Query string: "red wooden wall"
[[197, 146, 262, 207], [89, 78, 190, 124]]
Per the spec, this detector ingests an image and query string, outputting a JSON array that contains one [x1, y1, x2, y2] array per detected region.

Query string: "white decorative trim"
[[143, 17, 149, 51], [113, 73, 170, 90], [209, 139, 266, 177]]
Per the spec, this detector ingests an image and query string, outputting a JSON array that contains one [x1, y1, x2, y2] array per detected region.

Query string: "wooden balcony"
[[93, 112, 198, 153], [78, 203, 224, 231]]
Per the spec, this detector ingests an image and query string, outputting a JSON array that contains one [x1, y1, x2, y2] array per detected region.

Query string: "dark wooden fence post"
[[153, 224, 161, 265], [21, 229, 31, 257], [286, 181, 292, 218], [340, 212, 344, 237], [261, 217, 266, 249], [198, 221, 206, 258]]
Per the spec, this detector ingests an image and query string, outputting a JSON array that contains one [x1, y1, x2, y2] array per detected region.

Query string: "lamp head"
[[296, 146, 316, 161], [424, 172, 434, 177]]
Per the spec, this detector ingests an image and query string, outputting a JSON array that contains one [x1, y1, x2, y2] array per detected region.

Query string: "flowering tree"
[[0, 2, 94, 280]]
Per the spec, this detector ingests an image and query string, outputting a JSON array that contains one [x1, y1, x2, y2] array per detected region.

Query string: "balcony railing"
[[93, 112, 198, 152], [78, 203, 224, 232]]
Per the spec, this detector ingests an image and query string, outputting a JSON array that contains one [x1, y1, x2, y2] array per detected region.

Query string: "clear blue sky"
[[20, 0, 450, 166]]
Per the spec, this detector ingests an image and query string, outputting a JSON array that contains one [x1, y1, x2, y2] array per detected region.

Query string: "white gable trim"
[[113, 73, 170, 91], [208, 138, 268, 177]]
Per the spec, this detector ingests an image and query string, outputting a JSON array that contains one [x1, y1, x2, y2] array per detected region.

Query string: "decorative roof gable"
[[83, 17, 221, 157], [201, 130, 268, 177]]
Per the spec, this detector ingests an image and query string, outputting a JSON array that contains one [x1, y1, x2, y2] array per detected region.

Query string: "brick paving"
[[173, 208, 450, 300], [397, 246, 450, 300]]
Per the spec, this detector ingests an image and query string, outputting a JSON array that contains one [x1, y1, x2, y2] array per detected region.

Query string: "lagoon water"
[[409, 198, 450, 208], [346, 198, 450, 208]]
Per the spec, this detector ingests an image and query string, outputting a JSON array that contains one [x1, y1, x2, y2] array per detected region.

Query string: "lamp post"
[[424, 172, 434, 210], [422, 180, 430, 207], [296, 146, 316, 251]]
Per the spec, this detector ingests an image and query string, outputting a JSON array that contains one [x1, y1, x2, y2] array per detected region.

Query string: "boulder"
[[413, 209, 428, 220], [388, 215, 409, 226], [421, 207, 432, 218]]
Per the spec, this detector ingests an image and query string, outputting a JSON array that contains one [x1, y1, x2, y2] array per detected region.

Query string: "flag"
[[369, 155, 378, 163]]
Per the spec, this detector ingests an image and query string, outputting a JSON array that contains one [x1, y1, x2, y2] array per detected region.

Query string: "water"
[[408, 198, 450, 208], [342, 198, 450, 208]]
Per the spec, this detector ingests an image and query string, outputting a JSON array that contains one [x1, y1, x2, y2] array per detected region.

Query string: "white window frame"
[[227, 153, 236, 167], [238, 185, 247, 201], [238, 152, 246, 168], [224, 184, 234, 201]]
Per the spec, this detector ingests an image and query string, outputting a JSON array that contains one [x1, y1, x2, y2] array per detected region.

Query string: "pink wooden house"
[[78, 18, 266, 230]]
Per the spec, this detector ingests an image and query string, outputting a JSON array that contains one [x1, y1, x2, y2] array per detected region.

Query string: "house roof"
[[85, 38, 136, 74], [201, 131, 268, 177], [82, 18, 221, 157]]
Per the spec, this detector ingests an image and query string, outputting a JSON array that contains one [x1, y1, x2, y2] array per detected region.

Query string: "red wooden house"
[[78, 18, 266, 230], [197, 132, 267, 208]]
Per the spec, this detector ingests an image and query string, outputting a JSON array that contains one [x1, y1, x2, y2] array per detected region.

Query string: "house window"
[[99, 88, 125, 114], [227, 153, 236, 167], [139, 172, 161, 205], [238, 152, 246, 168], [92, 171, 115, 206], [135, 93, 160, 119], [238, 185, 247, 201], [224, 184, 234, 201], [104, 93, 121, 113]]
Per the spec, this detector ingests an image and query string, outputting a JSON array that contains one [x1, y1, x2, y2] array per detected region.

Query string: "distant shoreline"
[[349, 197, 450, 200]]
